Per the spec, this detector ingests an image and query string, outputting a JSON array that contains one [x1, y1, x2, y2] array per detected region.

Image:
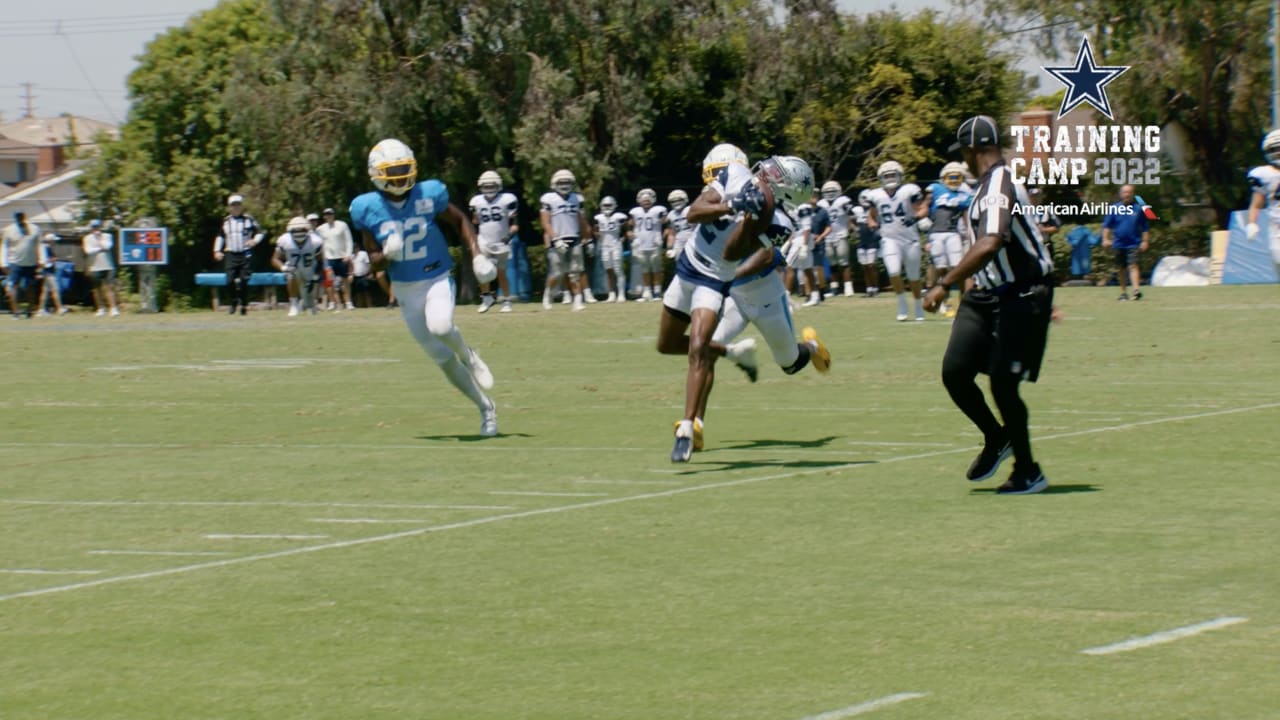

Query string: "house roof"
[[0, 115, 118, 147], [0, 134, 40, 159]]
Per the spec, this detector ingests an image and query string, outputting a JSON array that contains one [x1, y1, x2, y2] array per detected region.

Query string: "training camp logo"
[[1009, 35, 1160, 191]]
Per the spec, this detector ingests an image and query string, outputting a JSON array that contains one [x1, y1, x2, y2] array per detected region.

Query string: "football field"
[[2, 286, 1278, 720]]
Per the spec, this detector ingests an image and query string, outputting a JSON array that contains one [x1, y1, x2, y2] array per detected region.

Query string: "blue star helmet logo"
[[1043, 36, 1130, 120]]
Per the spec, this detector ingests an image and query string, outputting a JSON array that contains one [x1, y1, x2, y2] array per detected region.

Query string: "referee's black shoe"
[[966, 439, 1012, 482], [997, 464, 1048, 495]]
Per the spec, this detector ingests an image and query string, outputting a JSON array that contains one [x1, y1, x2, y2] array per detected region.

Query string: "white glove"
[[1246, 222, 1260, 241], [282, 265, 295, 275], [382, 232, 404, 261], [553, 238, 568, 251], [472, 254, 497, 283], [916, 217, 933, 234], [665, 247, 677, 259]]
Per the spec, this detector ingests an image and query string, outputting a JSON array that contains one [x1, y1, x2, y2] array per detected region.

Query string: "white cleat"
[[725, 337, 759, 382], [561, 292, 571, 304], [605, 292, 616, 303], [466, 347, 495, 390], [478, 295, 495, 313], [288, 306, 299, 317], [479, 401, 498, 437], [584, 289, 598, 304], [572, 299, 586, 312], [542, 292, 553, 310], [500, 301, 512, 313], [896, 313, 909, 322]]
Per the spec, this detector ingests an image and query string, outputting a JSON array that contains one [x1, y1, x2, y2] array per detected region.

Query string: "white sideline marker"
[[1080, 616, 1248, 656], [1, 569, 101, 575], [204, 534, 328, 540], [799, 692, 927, 719], [0, 499, 517, 511]]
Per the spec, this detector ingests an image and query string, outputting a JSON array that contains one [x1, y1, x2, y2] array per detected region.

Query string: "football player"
[[469, 170, 519, 313], [349, 138, 499, 436], [1246, 129, 1280, 279], [658, 145, 817, 462], [273, 215, 325, 316], [666, 189, 694, 261], [594, 196, 630, 302], [540, 169, 593, 311], [628, 188, 668, 302], [783, 194, 821, 307], [854, 189, 881, 297], [866, 160, 930, 321], [923, 162, 974, 317], [818, 181, 856, 297]]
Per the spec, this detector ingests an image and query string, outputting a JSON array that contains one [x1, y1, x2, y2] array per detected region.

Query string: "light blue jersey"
[[926, 182, 973, 234], [350, 180, 453, 283]]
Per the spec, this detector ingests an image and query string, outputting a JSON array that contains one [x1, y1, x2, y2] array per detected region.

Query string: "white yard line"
[[487, 491, 610, 497], [2, 402, 1278, 604], [204, 534, 328, 541], [88, 550, 230, 557], [0, 499, 516, 511], [0, 569, 101, 575], [1080, 617, 1248, 656], [572, 479, 681, 486], [307, 518, 427, 525], [798, 692, 928, 719]]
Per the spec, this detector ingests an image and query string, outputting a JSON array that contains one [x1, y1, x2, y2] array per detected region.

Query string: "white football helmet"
[[667, 189, 689, 210], [478, 170, 503, 198], [551, 169, 576, 195], [857, 189, 873, 208], [368, 139, 417, 196], [940, 161, 967, 191], [878, 160, 904, 192], [286, 215, 310, 236], [702, 143, 749, 185], [637, 188, 656, 206], [1263, 130, 1280, 166], [820, 180, 842, 201], [600, 196, 617, 213], [754, 155, 814, 216]]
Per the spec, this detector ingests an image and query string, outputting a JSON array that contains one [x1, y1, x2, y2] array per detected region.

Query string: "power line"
[[0, 25, 183, 39], [3, 12, 191, 26], [55, 23, 121, 124]]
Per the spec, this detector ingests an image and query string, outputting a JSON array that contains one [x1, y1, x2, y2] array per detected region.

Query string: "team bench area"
[[194, 272, 289, 311]]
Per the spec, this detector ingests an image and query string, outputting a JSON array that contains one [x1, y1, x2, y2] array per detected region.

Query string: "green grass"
[[1, 286, 1278, 720]]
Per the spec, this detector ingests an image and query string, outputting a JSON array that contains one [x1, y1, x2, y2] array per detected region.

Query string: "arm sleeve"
[[972, 173, 1012, 244]]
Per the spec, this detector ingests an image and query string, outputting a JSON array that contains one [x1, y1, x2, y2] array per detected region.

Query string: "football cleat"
[[673, 418, 705, 452], [670, 424, 693, 463], [725, 338, 758, 383], [801, 327, 830, 373], [479, 400, 498, 437], [465, 347, 495, 390]]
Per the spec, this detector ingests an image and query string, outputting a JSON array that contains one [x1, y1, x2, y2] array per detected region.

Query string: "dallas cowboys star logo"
[[1043, 36, 1130, 120]]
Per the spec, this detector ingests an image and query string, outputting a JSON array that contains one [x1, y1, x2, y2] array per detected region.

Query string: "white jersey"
[[866, 183, 924, 244], [539, 191, 586, 240], [594, 211, 628, 245], [851, 204, 868, 227], [276, 231, 325, 278], [682, 163, 794, 283], [1247, 165, 1280, 227], [819, 195, 854, 237], [5, 221, 41, 266], [668, 206, 695, 249], [790, 203, 814, 246], [469, 191, 519, 247], [629, 204, 668, 252]]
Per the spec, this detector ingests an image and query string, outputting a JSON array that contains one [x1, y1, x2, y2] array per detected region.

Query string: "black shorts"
[[1114, 247, 1140, 267], [327, 258, 350, 278], [352, 275, 374, 292], [91, 269, 116, 288], [944, 285, 1053, 383]]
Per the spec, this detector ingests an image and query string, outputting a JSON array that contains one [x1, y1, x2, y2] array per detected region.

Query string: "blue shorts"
[[7, 265, 37, 292]]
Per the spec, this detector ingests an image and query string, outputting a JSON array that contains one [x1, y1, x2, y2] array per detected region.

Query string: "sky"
[[0, 0, 1053, 125]]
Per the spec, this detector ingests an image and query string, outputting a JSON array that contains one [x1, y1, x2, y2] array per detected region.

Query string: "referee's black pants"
[[941, 285, 1053, 474], [224, 251, 251, 310]]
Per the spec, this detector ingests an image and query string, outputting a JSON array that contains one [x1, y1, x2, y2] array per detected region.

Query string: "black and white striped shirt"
[[966, 162, 1053, 290], [217, 214, 261, 253]]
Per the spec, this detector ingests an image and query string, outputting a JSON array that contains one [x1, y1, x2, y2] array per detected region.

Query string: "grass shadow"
[[970, 483, 1102, 495], [414, 433, 534, 442], [707, 435, 841, 452], [674, 458, 874, 476]]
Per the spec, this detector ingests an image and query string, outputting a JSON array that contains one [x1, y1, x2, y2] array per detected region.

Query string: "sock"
[[844, 281, 854, 295], [574, 293, 583, 303], [782, 344, 812, 375], [914, 296, 924, 317], [897, 292, 908, 316], [676, 419, 693, 437]]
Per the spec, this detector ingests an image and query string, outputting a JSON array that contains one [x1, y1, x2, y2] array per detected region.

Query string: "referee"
[[212, 194, 265, 315], [923, 115, 1055, 495]]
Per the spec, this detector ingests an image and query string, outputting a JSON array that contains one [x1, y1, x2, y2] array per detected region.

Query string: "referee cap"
[[950, 115, 1000, 152], [227, 194, 244, 205]]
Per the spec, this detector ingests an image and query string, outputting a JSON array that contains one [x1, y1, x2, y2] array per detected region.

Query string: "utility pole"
[[20, 82, 36, 118]]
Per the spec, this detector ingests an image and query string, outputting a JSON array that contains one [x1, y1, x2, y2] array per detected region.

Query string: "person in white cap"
[[82, 219, 120, 317], [37, 233, 68, 316], [212, 194, 264, 315], [316, 208, 355, 311]]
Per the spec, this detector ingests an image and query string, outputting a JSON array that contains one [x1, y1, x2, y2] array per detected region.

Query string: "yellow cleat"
[[943, 304, 957, 318], [801, 327, 831, 373], [672, 418, 705, 451]]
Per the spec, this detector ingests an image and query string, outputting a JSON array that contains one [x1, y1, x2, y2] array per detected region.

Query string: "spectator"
[[3, 211, 42, 318], [1101, 184, 1150, 300], [317, 207, 356, 311], [350, 247, 374, 308], [212, 194, 265, 315], [37, 234, 68, 316], [82, 219, 120, 317]]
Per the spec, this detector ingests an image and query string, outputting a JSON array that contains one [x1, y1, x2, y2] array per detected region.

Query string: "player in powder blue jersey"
[[350, 138, 499, 436]]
